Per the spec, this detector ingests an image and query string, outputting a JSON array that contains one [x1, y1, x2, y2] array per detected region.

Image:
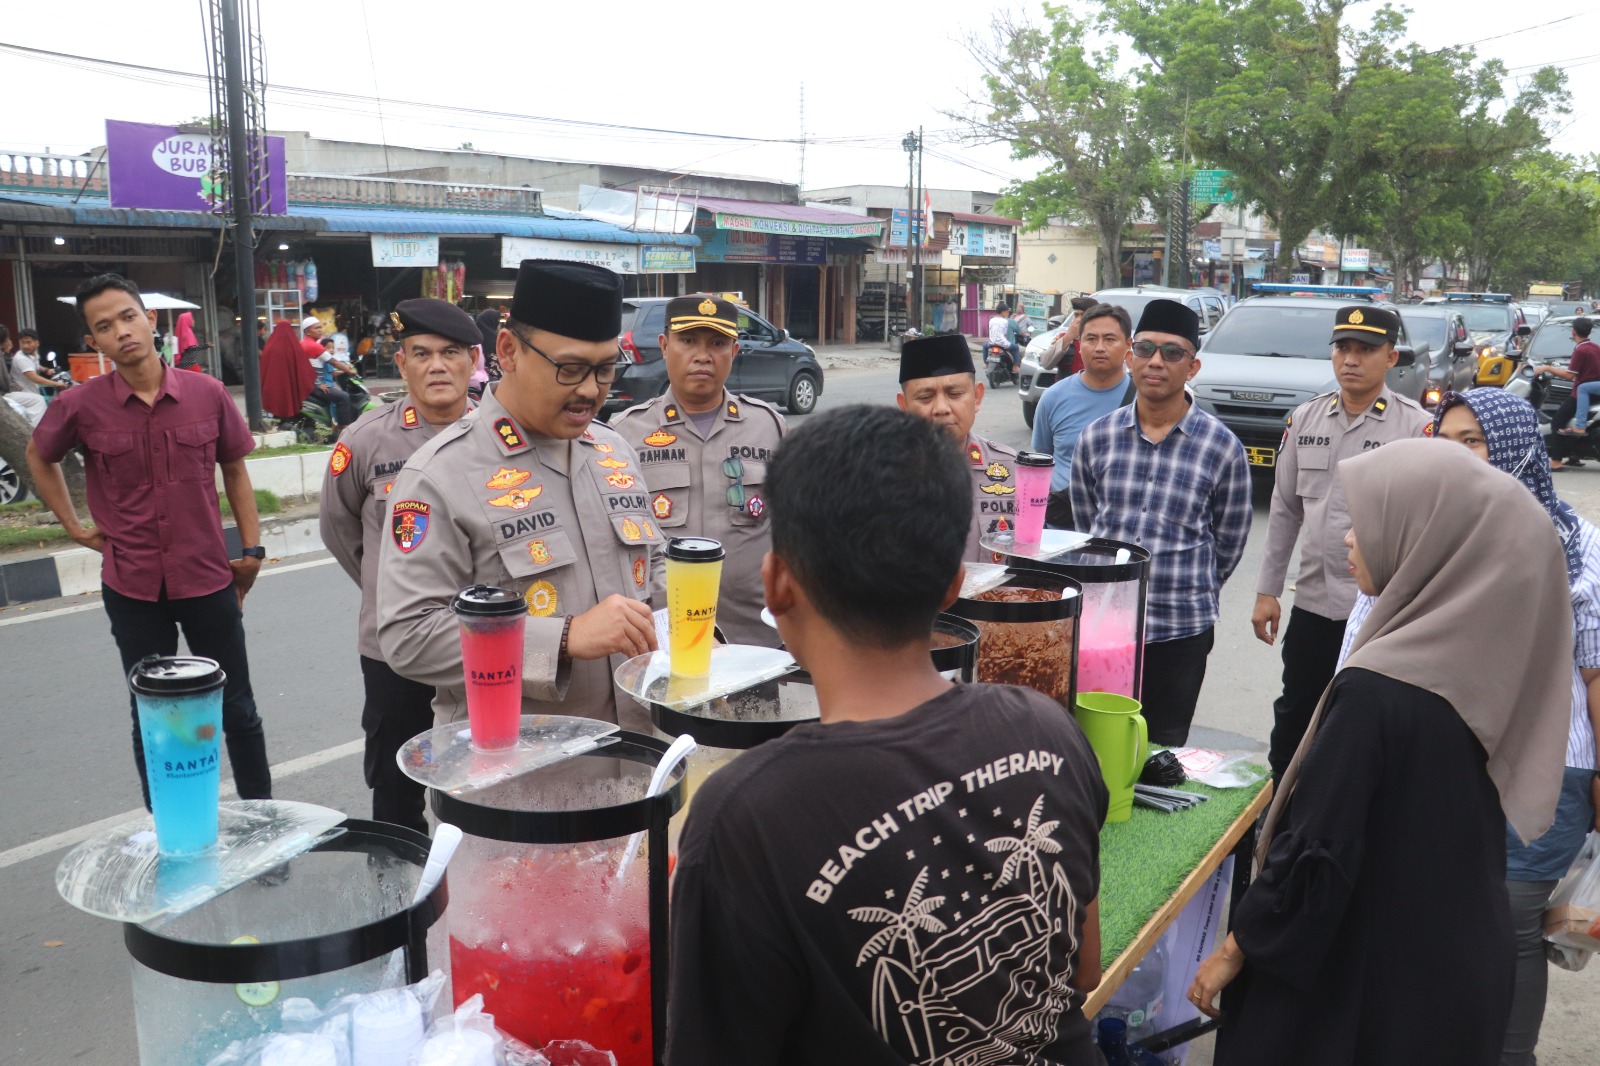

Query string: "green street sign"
[[1190, 169, 1236, 204]]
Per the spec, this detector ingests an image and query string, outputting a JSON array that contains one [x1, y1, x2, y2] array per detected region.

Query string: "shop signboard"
[[106, 119, 286, 213], [370, 233, 440, 268], [712, 211, 880, 239], [500, 237, 638, 274], [1340, 247, 1370, 272], [641, 245, 696, 273], [694, 222, 826, 265], [888, 208, 930, 247], [950, 221, 1015, 259], [1202, 239, 1223, 260]]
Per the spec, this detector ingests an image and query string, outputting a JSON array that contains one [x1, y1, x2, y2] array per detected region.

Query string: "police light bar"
[[1441, 292, 1512, 302], [1251, 283, 1383, 296]]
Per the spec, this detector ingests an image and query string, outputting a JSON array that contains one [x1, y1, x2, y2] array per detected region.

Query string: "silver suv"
[[1190, 286, 1422, 473], [1018, 286, 1229, 427]]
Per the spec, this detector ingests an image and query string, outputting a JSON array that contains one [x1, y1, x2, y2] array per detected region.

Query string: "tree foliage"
[[958, 6, 1166, 289]]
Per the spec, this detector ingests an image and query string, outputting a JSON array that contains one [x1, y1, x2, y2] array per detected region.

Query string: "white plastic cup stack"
[[351, 988, 426, 1066], [260, 1032, 340, 1066], [413, 1027, 497, 1066]]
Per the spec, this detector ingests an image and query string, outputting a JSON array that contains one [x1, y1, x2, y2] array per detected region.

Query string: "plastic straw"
[[616, 733, 697, 880]]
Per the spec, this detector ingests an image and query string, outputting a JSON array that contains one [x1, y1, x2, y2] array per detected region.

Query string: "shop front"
[[689, 198, 879, 343], [948, 213, 1022, 336]]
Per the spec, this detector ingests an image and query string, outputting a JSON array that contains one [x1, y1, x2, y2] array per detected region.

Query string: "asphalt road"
[[3, 359, 1597, 1063]]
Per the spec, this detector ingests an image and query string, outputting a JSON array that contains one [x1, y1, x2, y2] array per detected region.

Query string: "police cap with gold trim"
[[667, 294, 740, 338], [1330, 304, 1400, 345], [391, 298, 482, 348]]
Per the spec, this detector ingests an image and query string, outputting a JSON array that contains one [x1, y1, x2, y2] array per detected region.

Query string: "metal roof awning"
[[0, 191, 323, 231], [296, 204, 698, 245], [57, 292, 198, 310], [695, 196, 883, 239], [950, 211, 1023, 227]]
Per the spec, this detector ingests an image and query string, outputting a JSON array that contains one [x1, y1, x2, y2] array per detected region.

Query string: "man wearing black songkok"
[[375, 260, 662, 733], [896, 332, 1019, 561]]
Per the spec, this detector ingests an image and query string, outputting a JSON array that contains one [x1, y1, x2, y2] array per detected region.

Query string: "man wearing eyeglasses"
[[610, 295, 786, 648], [376, 260, 661, 734], [895, 333, 1019, 562], [1069, 299, 1252, 745], [1252, 304, 1427, 780], [320, 298, 478, 834]]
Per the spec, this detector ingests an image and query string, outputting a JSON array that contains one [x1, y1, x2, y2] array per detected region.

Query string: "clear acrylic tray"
[[615, 644, 799, 712], [396, 715, 621, 793], [960, 561, 1014, 597], [55, 800, 347, 924], [979, 529, 1093, 561]]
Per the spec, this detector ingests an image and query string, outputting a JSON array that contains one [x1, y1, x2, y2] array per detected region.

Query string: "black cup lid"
[[128, 655, 225, 695], [667, 536, 725, 562], [1014, 450, 1054, 468], [451, 584, 528, 617]]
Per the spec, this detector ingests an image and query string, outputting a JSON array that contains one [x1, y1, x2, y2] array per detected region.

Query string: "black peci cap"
[[1330, 305, 1400, 344], [391, 298, 482, 348], [509, 259, 623, 342], [898, 333, 976, 384], [1134, 299, 1201, 350]]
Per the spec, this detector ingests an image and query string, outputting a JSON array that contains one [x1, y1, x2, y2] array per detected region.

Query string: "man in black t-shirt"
[[666, 405, 1109, 1066]]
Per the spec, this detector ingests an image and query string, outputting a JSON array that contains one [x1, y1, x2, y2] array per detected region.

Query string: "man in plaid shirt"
[[1069, 299, 1252, 744]]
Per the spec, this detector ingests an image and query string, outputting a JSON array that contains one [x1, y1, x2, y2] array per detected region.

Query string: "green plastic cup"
[[1073, 692, 1148, 823]]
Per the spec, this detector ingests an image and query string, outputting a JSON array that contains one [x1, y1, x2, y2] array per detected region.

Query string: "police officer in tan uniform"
[[1253, 303, 1429, 778], [376, 260, 660, 734], [320, 298, 477, 832], [611, 295, 786, 648], [896, 333, 1018, 560]]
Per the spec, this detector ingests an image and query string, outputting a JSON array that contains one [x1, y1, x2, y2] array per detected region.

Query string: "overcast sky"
[[1, 1, 1594, 197]]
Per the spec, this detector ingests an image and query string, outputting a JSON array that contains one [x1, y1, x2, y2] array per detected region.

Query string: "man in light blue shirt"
[[1032, 302, 1135, 529]]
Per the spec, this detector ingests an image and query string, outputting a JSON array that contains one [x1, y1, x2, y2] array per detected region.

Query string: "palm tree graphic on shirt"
[[847, 793, 1081, 1065]]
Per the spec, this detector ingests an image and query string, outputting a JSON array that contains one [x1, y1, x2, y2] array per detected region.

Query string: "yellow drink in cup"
[[666, 537, 725, 677]]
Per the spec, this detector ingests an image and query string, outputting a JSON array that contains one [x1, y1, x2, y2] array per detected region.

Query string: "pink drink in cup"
[[453, 585, 528, 751], [1012, 451, 1054, 547]]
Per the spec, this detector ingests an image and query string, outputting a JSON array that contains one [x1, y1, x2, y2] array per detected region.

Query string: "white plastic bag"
[[1545, 831, 1600, 958], [1169, 748, 1268, 789]]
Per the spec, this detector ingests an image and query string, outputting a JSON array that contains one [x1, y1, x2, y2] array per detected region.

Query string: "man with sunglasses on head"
[[611, 295, 786, 648], [1070, 299, 1252, 745], [1253, 304, 1427, 781], [376, 260, 661, 734]]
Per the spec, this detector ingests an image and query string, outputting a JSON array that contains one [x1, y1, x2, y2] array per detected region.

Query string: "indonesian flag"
[[922, 189, 933, 245]]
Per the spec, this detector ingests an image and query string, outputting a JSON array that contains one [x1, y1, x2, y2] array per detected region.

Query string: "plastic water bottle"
[[1102, 938, 1167, 1043], [1097, 1017, 1134, 1066]]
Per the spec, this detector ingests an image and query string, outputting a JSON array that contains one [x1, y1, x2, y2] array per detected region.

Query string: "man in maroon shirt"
[[26, 274, 272, 807], [1539, 316, 1600, 470]]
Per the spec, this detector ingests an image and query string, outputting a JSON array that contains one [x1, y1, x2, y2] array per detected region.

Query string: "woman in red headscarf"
[[258, 319, 314, 420]]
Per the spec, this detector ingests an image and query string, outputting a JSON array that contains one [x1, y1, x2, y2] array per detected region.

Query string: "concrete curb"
[[0, 512, 326, 608]]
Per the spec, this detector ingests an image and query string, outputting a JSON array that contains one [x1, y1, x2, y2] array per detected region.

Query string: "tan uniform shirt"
[[966, 435, 1020, 563], [1255, 387, 1430, 619], [375, 385, 661, 733], [319, 398, 464, 659], [610, 388, 786, 648]]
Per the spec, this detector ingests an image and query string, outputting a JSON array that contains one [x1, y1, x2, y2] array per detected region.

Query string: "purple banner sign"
[[106, 119, 286, 214]]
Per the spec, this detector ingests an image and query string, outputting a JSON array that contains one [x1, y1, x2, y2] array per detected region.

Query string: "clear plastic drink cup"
[[1013, 450, 1055, 546], [666, 537, 725, 678], [129, 655, 226, 856], [453, 585, 529, 752]]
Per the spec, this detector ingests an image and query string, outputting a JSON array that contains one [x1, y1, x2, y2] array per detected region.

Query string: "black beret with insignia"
[[392, 298, 482, 348]]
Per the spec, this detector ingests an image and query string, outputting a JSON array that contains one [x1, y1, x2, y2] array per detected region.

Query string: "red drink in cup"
[[453, 585, 528, 751], [1013, 450, 1054, 547]]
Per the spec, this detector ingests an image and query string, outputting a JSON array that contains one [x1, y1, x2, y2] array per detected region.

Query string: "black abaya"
[[1218, 668, 1514, 1066]]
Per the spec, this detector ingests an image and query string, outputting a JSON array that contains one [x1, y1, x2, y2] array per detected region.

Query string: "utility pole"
[[220, 0, 262, 429], [916, 126, 925, 333], [903, 130, 919, 333]]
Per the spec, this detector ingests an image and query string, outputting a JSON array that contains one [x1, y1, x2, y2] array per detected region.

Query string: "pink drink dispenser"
[[1034, 539, 1149, 700]]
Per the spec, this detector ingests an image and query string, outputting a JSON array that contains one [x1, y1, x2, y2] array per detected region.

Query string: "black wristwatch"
[[240, 546, 266, 560]]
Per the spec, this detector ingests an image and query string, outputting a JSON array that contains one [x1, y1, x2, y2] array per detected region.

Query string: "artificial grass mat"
[[1099, 778, 1269, 969]]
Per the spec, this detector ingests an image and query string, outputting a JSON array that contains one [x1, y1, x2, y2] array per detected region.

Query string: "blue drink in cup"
[[129, 656, 227, 856]]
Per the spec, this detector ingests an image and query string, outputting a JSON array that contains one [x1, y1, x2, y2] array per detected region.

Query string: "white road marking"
[[0, 736, 365, 870], [0, 556, 336, 627]]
